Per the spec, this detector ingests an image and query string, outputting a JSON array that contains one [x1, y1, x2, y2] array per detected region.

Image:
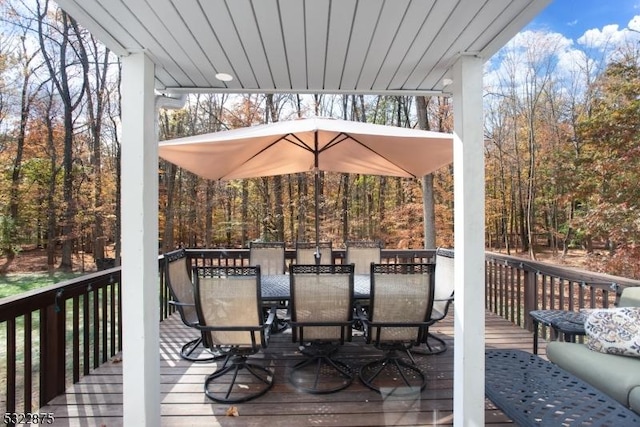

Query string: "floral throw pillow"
[[584, 307, 640, 357]]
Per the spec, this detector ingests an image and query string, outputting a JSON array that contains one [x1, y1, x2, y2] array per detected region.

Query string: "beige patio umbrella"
[[159, 117, 453, 259]]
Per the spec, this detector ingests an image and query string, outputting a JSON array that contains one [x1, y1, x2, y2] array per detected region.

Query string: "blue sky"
[[529, 0, 640, 41], [484, 1, 640, 96]]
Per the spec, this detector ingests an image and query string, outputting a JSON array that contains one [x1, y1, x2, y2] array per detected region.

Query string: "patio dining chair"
[[418, 248, 455, 355], [193, 265, 276, 403], [164, 248, 224, 362], [288, 263, 355, 394], [295, 241, 333, 265], [345, 240, 382, 275], [358, 263, 436, 394], [249, 241, 286, 275], [346, 240, 382, 330], [249, 241, 288, 331]]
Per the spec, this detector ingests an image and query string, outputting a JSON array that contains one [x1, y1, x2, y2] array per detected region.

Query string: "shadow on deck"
[[40, 310, 543, 426]]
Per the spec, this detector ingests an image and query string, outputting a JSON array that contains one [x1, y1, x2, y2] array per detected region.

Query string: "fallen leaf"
[[226, 406, 239, 417], [111, 356, 122, 363]]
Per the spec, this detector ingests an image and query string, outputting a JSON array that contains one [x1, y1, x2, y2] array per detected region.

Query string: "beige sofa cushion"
[[620, 287, 640, 308], [547, 341, 640, 407]]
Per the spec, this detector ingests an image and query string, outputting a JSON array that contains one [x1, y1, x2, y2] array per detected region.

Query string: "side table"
[[529, 309, 586, 354]]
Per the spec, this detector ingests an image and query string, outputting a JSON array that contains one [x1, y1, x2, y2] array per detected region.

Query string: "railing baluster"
[[23, 312, 32, 412], [73, 295, 80, 383], [516, 267, 522, 326], [101, 286, 107, 363], [83, 292, 90, 376], [117, 282, 123, 352], [508, 265, 514, 323], [7, 318, 16, 413], [110, 283, 116, 357], [523, 269, 537, 331], [93, 288, 99, 369]]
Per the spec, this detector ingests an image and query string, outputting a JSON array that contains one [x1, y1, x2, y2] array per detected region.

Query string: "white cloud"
[[629, 15, 640, 32], [487, 15, 640, 99], [484, 30, 578, 94], [578, 24, 630, 48]]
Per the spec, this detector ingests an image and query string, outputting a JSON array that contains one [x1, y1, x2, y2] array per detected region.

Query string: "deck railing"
[[2, 248, 639, 415], [485, 251, 640, 334], [0, 268, 122, 415]]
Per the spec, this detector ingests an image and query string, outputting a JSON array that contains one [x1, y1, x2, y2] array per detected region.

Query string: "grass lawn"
[[0, 272, 83, 299]]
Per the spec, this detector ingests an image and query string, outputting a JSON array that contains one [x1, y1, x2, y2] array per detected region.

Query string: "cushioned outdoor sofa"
[[547, 287, 640, 414]]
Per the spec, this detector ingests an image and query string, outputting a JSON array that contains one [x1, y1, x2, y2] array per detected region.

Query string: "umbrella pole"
[[314, 169, 321, 265], [314, 134, 321, 265]]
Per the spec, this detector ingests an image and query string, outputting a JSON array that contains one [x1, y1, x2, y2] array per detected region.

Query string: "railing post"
[[39, 303, 66, 406], [523, 269, 537, 332]]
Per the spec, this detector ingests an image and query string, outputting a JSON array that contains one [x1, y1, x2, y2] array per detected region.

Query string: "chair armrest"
[[168, 300, 195, 308]]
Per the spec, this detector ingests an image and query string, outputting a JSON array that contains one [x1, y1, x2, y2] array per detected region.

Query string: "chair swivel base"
[[359, 350, 426, 394], [289, 344, 354, 394], [204, 355, 274, 403], [180, 337, 228, 363], [413, 332, 447, 356]]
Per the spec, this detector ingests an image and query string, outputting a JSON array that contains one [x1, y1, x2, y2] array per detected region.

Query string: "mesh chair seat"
[[288, 264, 355, 394], [194, 266, 275, 403], [359, 263, 435, 394]]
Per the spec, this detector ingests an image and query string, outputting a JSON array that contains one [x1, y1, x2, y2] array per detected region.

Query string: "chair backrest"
[[295, 241, 333, 265], [249, 241, 286, 275], [433, 248, 455, 319], [369, 263, 435, 343], [193, 266, 264, 347], [346, 241, 381, 275], [164, 249, 198, 326], [619, 286, 640, 307], [289, 264, 354, 342]]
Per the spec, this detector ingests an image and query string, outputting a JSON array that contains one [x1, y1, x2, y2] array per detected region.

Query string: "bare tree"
[[37, 0, 88, 270]]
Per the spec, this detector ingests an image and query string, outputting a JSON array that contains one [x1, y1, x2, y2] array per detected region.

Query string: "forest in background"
[[1, 1, 640, 279]]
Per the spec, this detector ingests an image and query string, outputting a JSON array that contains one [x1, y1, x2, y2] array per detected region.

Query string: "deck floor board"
[[40, 310, 544, 426]]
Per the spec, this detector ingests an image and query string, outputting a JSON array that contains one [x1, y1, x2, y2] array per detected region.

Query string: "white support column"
[[451, 54, 485, 427], [121, 52, 161, 426]]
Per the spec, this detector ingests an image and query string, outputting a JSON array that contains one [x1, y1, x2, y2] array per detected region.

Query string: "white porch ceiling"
[[55, 0, 551, 96]]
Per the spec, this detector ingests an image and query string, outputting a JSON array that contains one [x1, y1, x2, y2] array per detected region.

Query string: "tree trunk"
[[241, 181, 248, 247], [204, 181, 214, 247], [163, 163, 177, 251], [78, 37, 110, 260], [341, 174, 349, 243], [415, 96, 437, 249]]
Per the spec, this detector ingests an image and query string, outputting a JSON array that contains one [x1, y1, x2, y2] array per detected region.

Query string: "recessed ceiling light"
[[215, 73, 233, 82]]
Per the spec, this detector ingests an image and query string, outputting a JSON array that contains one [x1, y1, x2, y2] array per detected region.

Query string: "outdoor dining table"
[[260, 274, 371, 301]]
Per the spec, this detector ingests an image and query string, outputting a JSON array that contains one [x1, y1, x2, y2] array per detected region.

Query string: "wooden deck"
[[40, 310, 545, 426]]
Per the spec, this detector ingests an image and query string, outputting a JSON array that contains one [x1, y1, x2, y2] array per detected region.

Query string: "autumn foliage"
[[1, 3, 640, 280]]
